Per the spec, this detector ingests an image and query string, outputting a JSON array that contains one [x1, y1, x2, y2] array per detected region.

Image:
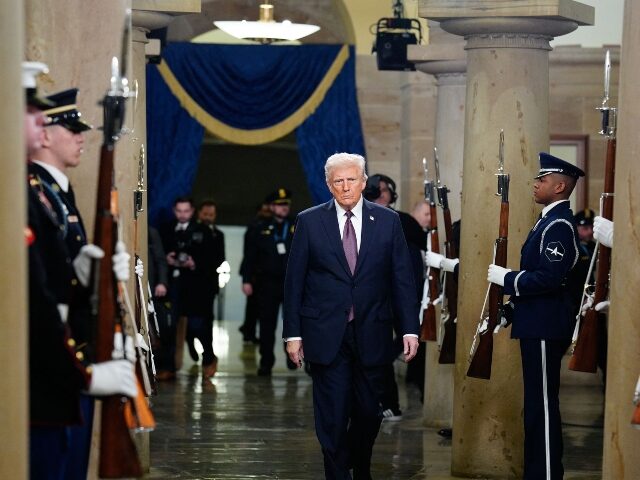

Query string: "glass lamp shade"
[[214, 19, 320, 42]]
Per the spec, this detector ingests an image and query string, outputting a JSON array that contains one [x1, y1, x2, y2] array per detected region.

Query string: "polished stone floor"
[[145, 318, 604, 479], [144, 226, 604, 479]]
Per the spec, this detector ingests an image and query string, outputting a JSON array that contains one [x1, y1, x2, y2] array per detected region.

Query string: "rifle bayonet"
[[423, 157, 436, 206], [597, 50, 617, 138], [434, 147, 450, 210], [134, 144, 146, 218], [495, 129, 509, 202]]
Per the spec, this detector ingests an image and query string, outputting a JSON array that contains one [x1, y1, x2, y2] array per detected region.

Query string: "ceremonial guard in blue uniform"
[[23, 65, 136, 480], [487, 153, 584, 480]]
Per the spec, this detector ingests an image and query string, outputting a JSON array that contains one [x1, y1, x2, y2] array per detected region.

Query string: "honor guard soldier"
[[23, 65, 136, 479], [487, 152, 584, 480], [241, 188, 295, 376]]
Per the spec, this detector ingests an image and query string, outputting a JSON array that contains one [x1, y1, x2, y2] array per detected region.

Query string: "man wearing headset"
[[363, 174, 427, 418]]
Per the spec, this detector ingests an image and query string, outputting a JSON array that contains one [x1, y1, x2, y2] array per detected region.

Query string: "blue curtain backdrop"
[[146, 43, 365, 225]]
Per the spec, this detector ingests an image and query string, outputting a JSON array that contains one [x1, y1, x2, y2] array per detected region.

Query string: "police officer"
[[487, 153, 584, 480], [23, 63, 136, 480], [241, 188, 294, 376]]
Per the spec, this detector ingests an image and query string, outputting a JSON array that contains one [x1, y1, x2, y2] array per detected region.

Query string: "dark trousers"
[[240, 289, 260, 340], [154, 297, 176, 372], [380, 337, 403, 411], [257, 283, 284, 371], [62, 395, 94, 479], [311, 323, 385, 480], [30, 426, 70, 480], [186, 315, 216, 365], [520, 338, 570, 480]]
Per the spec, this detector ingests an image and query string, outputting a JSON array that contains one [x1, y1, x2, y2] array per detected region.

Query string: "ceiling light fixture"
[[213, 1, 320, 44]]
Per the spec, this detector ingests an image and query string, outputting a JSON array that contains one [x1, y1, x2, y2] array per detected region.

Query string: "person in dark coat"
[[363, 173, 426, 420], [161, 196, 218, 378], [241, 188, 295, 376], [23, 63, 136, 480], [487, 153, 584, 480], [283, 153, 419, 479]]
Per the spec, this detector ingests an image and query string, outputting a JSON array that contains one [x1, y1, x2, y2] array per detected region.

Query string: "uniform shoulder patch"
[[545, 241, 565, 262]]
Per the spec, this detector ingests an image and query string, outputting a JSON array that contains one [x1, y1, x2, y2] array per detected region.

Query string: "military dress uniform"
[[27, 173, 92, 479], [502, 154, 584, 480], [241, 190, 294, 374]]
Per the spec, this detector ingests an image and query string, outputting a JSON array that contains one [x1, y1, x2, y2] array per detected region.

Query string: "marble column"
[[0, 1, 28, 477], [602, 0, 640, 478], [408, 28, 466, 428], [418, 1, 593, 476]]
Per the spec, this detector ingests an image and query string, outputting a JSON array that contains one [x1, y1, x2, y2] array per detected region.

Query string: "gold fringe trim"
[[157, 45, 350, 145]]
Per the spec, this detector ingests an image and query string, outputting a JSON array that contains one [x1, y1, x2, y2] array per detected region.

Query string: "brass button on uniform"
[[76, 351, 84, 361], [67, 338, 76, 347]]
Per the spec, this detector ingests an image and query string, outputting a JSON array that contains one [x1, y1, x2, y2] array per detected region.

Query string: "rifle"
[[419, 156, 440, 342], [133, 144, 158, 396], [91, 12, 154, 478], [467, 130, 509, 380], [632, 374, 640, 428], [434, 148, 458, 364], [569, 50, 616, 373]]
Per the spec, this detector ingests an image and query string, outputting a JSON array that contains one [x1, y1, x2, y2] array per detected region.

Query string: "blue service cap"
[[43, 88, 93, 133], [535, 152, 585, 179]]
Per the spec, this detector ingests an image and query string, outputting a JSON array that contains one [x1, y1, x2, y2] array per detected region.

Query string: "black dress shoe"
[[437, 428, 452, 438], [257, 367, 272, 377]]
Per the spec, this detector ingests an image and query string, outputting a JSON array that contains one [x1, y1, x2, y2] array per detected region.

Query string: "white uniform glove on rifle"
[[87, 359, 137, 397], [425, 251, 459, 273], [487, 264, 511, 287], [112, 241, 131, 282], [593, 216, 614, 248], [134, 257, 144, 278], [73, 244, 105, 287]]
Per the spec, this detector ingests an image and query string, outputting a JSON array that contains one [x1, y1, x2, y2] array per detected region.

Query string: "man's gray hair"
[[324, 153, 368, 182]]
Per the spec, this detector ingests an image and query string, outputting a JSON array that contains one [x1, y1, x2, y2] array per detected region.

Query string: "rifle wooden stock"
[[632, 404, 640, 428], [570, 137, 615, 373], [92, 146, 143, 478], [438, 206, 458, 364], [467, 202, 509, 380], [420, 204, 440, 342]]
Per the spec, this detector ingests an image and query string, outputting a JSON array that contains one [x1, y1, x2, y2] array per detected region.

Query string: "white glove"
[[441, 257, 460, 273], [580, 293, 594, 316], [134, 258, 144, 278], [488, 264, 511, 287], [73, 244, 105, 287], [425, 251, 445, 269], [593, 216, 614, 248], [216, 260, 231, 274], [218, 272, 231, 289], [595, 300, 610, 313], [87, 359, 137, 397], [112, 241, 131, 282], [112, 331, 136, 363]]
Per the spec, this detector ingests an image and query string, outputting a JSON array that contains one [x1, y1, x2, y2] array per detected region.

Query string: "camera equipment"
[[372, 1, 422, 71]]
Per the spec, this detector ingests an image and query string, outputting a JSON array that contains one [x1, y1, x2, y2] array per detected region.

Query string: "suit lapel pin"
[[370, 215, 374, 221]]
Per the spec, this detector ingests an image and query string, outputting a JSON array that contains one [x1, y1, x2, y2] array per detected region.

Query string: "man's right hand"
[[242, 283, 253, 296], [154, 283, 167, 297], [87, 359, 137, 397], [286, 339, 304, 369]]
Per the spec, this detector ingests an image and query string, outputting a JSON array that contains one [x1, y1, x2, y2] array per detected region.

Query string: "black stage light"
[[372, 17, 423, 71]]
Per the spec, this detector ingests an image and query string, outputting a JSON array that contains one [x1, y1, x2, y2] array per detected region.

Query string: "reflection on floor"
[[146, 316, 604, 479]]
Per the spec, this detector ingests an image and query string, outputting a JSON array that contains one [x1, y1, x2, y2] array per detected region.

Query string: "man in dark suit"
[[283, 153, 420, 479], [487, 153, 584, 480], [162, 197, 218, 378]]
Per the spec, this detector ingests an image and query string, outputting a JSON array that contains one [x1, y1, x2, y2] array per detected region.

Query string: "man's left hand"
[[286, 339, 304, 368], [403, 336, 419, 363]]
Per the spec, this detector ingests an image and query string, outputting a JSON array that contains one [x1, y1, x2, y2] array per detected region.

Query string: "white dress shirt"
[[32, 160, 70, 193]]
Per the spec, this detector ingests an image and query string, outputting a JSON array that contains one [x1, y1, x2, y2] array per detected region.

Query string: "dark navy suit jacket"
[[503, 201, 580, 339], [283, 198, 420, 366]]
